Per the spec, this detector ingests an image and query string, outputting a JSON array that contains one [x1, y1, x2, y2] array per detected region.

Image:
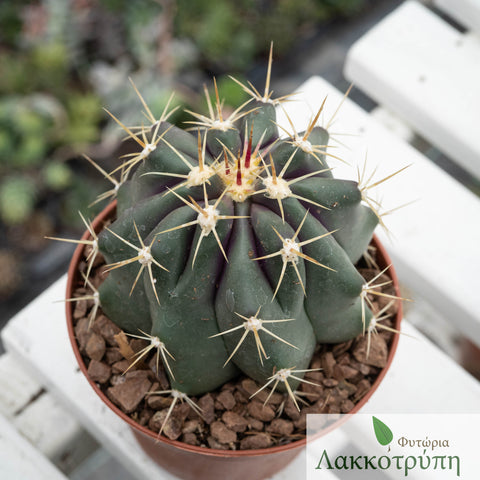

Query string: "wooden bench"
[[434, 0, 480, 34], [344, 0, 480, 180], [344, 0, 480, 348], [2, 72, 480, 479], [0, 411, 69, 480], [0, 353, 100, 478]]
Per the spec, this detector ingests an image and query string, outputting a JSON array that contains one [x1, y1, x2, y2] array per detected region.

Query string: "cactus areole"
[[92, 69, 386, 402]]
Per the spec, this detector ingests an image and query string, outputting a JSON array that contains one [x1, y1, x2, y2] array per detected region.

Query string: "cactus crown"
[[63, 48, 403, 411]]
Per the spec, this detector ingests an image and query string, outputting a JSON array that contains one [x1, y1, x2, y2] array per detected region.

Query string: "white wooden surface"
[[0, 353, 99, 476], [0, 411, 68, 480], [0, 353, 42, 417], [435, 0, 480, 34], [344, 0, 480, 179], [279, 75, 480, 348]]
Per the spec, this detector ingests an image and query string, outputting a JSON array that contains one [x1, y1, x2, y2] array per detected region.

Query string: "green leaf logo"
[[372, 416, 393, 446]]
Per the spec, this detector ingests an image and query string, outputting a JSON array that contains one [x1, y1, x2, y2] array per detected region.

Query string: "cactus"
[[62, 48, 403, 415]]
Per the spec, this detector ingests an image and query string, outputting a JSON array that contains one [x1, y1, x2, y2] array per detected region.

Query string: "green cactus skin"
[[95, 76, 379, 399]]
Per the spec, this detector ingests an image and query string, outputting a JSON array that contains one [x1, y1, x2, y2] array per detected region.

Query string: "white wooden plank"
[[14, 392, 98, 470], [0, 354, 99, 474], [435, 0, 480, 34], [70, 447, 139, 480], [277, 75, 480, 347], [0, 353, 42, 418], [370, 106, 414, 143], [0, 411, 68, 480], [362, 321, 480, 413], [344, 0, 480, 179]]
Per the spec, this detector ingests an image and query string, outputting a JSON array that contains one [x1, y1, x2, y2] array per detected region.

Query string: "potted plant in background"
[[58, 48, 404, 480]]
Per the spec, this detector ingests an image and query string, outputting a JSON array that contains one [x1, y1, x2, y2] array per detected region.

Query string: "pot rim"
[[66, 200, 402, 458]]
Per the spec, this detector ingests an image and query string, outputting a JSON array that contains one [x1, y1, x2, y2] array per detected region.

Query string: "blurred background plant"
[[0, 0, 369, 317]]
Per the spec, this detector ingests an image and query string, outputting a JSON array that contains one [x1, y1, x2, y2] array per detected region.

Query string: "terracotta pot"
[[66, 200, 402, 480]]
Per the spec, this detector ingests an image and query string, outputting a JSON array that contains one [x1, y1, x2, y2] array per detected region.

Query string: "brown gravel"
[[222, 411, 248, 432], [240, 433, 273, 450], [210, 421, 237, 444], [71, 245, 399, 451], [85, 332, 106, 361], [149, 410, 182, 440], [87, 360, 111, 384], [92, 315, 121, 347], [266, 419, 294, 436], [106, 370, 152, 413], [352, 335, 388, 368], [247, 401, 276, 422], [217, 390, 236, 410]]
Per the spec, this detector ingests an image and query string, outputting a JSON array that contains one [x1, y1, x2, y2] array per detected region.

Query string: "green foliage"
[[0, 97, 52, 170], [0, 2, 29, 46], [64, 93, 102, 149], [43, 161, 73, 191], [0, 2, 103, 230], [206, 75, 249, 110], [31, 43, 69, 90], [0, 176, 36, 225], [174, 0, 368, 70]]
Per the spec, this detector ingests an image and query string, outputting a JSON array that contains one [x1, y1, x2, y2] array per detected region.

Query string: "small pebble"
[[149, 410, 182, 440], [266, 419, 294, 436], [240, 433, 273, 450], [217, 390, 236, 410], [87, 360, 111, 384], [92, 315, 121, 347], [210, 421, 237, 444], [107, 371, 151, 413], [247, 401, 275, 422], [85, 332, 106, 361], [197, 394, 215, 424], [222, 411, 248, 433]]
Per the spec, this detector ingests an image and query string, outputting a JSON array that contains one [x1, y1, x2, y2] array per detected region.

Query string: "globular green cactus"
[[70, 50, 393, 411]]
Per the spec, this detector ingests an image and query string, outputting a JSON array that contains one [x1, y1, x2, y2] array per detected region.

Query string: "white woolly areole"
[[93, 291, 100, 303], [281, 238, 300, 263], [274, 368, 292, 382], [150, 336, 163, 348], [141, 143, 157, 158], [172, 389, 187, 400], [263, 176, 292, 200], [187, 166, 214, 186], [245, 316, 263, 331], [138, 246, 153, 265], [368, 316, 377, 332], [294, 138, 313, 154], [253, 95, 275, 105], [211, 119, 233, 131], [197, 204, 219, 235], [91, 239, 98, 251]]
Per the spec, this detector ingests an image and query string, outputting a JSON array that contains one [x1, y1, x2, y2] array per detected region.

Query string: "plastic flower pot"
[[66, 200, 402, 480]]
